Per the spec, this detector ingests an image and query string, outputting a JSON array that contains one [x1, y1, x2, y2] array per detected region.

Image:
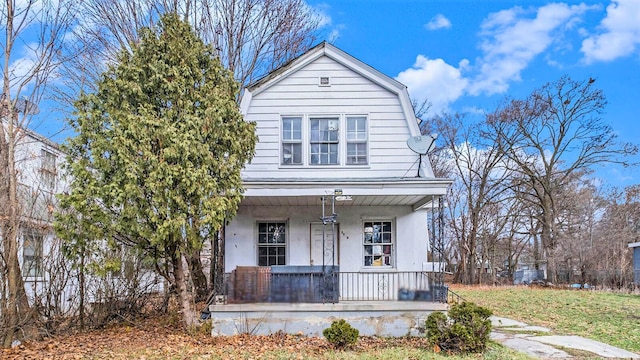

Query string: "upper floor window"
[[310, 117, 339, 165], [23, 228, 43, 277], [281, 117, 302, 165], [346, 116, 368, 165], [280, 115, 368, 166], [40, 149, 56, 191]]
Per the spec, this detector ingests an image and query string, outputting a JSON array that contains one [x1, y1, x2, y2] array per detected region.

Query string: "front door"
[[310, 223, 339, 266]]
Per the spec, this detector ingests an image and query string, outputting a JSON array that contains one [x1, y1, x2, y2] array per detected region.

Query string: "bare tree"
[[64, 0, 321, 91], [484, 76, 638, 284], [550, 173, 598, 284], [590, 185, 640, 289], [429, 113, 514, 284]]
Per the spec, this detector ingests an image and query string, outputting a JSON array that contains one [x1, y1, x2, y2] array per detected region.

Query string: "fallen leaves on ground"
[[2, 315, 431, 359]]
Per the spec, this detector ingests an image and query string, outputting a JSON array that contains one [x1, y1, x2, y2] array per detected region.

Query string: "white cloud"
[[469, 3, 594, 96], [313, 3, 333, 28], [425, 14, 451, 31], [7, 42, 41, 97], [581, 0, 640, 63], [395, 55, 469, 116], [327, 25, 344, 43], [313, 3, 343, 42]]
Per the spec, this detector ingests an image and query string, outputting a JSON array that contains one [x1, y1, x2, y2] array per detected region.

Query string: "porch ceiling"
[[240, 194, 428, 207], [240, 177, 451, 211]]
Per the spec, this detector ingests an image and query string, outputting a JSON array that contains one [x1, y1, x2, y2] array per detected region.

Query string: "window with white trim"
[[363, 221, 393, 267], [257, 222, 287, 266], [23, 228, 43, 277], [310, 117, 339, 165], [40, 149, 56, 191], [281, 117, 302, 165], [346, 116, 368, 165]]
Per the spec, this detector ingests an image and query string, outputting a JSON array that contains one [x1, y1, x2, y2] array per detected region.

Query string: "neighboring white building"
[[3, 121, 162, 317], [223, 42, 451, 302], [0, 119, 75, 309], [12, 125, 66, 275]]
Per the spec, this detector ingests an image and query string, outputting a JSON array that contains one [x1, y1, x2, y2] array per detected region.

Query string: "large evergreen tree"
[[56, 13, 256, 326]]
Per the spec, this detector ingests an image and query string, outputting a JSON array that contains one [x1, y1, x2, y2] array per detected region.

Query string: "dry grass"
[[1, 311, 531, 359], [452, 285, 640, 353]]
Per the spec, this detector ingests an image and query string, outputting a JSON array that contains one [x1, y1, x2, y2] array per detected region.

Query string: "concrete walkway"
[[491, 316, 640, 359]]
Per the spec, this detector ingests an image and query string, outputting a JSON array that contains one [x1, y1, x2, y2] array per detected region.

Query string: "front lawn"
[[453, 285, 640, 353]]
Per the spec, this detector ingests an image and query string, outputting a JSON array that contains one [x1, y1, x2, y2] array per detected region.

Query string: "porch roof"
[[240, 177, 451, 211]]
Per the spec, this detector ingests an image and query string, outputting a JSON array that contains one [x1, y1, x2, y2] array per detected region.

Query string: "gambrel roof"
[[240, 42, 421, 137]]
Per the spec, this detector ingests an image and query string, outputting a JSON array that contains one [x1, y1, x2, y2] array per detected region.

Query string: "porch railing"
[[219, 267, 448, 304], [339, 271, 431, 301]]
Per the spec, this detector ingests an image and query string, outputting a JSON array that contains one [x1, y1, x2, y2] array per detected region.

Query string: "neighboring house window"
[[257, 222, 286, 266], [363, 221, 393, 267], [23, 228, 43, 277], [310, 117, 339, 165], [346, 116, 368, 165], [40, 149, 56, 191], [281, 117, 302, 165]]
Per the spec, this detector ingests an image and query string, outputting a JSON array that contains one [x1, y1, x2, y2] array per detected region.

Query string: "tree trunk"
[[541, 197, 557, 284], [173, 255, 197, 328], [187, 253, 208, 302], [79, 251, 85, 329], [1, 114, 38, 347], [2, 224, 20, 348], [467, 235, 477, 285], [210, 226, 225, 295]]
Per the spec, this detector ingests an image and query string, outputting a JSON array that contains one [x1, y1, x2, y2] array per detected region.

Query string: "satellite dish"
[[407, 135, 437, 155], [406, 134, 437, 177]]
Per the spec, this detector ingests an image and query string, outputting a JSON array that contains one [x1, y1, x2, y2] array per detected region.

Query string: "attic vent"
[[319, 76, 330, 86]]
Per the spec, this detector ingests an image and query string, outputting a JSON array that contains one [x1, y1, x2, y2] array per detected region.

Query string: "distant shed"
[[629, 242, 640, 286]]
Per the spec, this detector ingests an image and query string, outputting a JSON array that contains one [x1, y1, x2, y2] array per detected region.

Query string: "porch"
[[217, 266, 449, 304], [207, 267, 451, 336]]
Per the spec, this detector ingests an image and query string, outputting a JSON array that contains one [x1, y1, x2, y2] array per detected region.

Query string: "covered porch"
[[225, 178, 448, 273], [210, 178, 450, 336]]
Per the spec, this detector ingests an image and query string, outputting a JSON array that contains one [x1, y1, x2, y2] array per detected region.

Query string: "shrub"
[[425, 301, 492, 353], [323, 319, 359, 348]]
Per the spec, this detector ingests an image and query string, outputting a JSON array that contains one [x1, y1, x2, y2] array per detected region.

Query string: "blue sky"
[[310, 0, 640, 187], [22, 1, 639, 187]]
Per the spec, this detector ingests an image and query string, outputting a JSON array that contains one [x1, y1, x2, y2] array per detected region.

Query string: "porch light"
[[335, 195, 352, 201], [333, 189, 351, 201]]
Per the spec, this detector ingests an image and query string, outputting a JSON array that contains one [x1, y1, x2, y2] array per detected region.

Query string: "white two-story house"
[[221, 42, 451, 305]]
